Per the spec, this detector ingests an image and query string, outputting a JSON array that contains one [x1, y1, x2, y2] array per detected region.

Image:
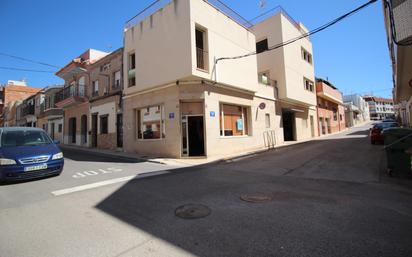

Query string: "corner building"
[[122, 0, 279, 158]]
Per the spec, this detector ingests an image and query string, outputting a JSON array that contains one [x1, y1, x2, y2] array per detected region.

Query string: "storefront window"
[[136, 105, 165, 139], [220, 104, 249, 137]]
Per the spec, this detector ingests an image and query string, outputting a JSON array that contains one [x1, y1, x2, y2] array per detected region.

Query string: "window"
[[333, 108, 338, 121], [100, 115, 108, 134], [136, 105, 165, 140], [128, 53, 136, 87], [258, 72, 270, 85], [256, 39, 268, 54], [301, 47, 312, 64], [303, 77, 314, 92], [220, 104, 249, 137], [340, 114, 343, 121], [265, 113, 270, 128], [92, 80, 99, 97], [58, 124, 63, 133], [113, 70, 121, 89], [100, 62, 111, 72], [195, 27, 208, 71], [1, 130, 51, 147]]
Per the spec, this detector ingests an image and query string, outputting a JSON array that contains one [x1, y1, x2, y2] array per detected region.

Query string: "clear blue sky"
[[0, 0, 392, 97]]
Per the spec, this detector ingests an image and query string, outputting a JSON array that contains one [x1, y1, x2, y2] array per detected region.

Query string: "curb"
[[59, 145, 167, 165]]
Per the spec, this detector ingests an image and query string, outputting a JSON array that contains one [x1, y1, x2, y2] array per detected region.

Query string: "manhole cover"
[[240, 194, 272, 203], [175, 204, 211, 219]]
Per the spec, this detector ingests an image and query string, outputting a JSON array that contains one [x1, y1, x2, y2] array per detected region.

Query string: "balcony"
[[55, 84, 88, 108], [316, 81, 343, 105], [21, 104, 35, 117], [196, 48, 209, 71]]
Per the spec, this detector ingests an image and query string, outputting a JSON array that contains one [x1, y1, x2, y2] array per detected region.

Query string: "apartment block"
[[316, 78, 345, 135], [383, 0, 412, 126], [122, 0, 279, 158], [343, 94, 370, 127], [88, 48, 123, 150], [55, 49, 109, 146], [0, 80, 41, 126], [363, 96, 395, 120], [37, 85, 64, 142], [252, 9, 318, 142]]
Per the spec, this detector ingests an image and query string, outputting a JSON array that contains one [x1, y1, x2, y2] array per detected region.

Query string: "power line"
[[216, 0, 378, 64], [0, 66, 56, 73], [0, 52, 61, 68]]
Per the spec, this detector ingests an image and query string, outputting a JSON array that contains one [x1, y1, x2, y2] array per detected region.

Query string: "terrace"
[[124, 0, 306, 35]]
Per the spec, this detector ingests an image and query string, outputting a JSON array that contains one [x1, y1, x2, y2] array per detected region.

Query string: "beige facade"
[[123, 0, 280, 158], [37, 86, 64, 142], [55, 48, 124, 149], [88, 48, 123, 150], [382, 0, 412, 126], [252, 11, 318, 142]]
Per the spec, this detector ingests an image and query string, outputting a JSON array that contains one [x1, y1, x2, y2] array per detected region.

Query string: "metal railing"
[[125, 0, 305, 35], [21, 104, 35, 116], [196, 48, 208, 70], [55, 83, 86, 103]]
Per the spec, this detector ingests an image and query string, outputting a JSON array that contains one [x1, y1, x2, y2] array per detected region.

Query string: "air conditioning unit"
[[391, 0, 412, 44]]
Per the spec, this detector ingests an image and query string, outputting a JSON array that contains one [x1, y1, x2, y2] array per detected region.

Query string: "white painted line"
[[52, 171, 170, 196]]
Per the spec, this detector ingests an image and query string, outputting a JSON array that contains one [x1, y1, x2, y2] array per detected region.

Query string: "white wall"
[[123, 0, 192, 94], [190, 0, 258, 92], [252, 13, 316, 106], [90, 102, 117, 134], [123, 0, 260, 95]]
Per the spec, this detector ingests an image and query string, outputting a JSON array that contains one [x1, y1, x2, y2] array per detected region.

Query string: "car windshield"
[[375, 122, 398, 129], [0, 130, 52, 147]]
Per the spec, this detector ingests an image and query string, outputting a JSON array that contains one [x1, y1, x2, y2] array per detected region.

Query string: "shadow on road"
[[95, 134, 412, 257], [62, 148, 144, 163], [346, 129, 370, 136]]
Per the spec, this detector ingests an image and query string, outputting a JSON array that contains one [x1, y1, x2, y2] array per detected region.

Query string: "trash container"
[[383, 128, 412, 177]]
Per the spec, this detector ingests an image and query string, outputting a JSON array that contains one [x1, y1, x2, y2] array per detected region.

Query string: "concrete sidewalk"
[[60, 122, 372, 167]]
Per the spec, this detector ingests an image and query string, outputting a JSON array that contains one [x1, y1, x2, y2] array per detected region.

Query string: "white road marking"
[[72, 167, 123, 179], [52, 171, 170, 196]]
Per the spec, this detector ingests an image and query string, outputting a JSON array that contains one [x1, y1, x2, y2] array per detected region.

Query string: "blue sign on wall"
[[237, 119, 243, 130], [210, 111, 215, 117], [169, 113, 175, 119]]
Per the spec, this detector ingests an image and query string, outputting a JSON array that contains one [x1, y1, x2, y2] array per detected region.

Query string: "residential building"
[[343, 94, 370, 127], [2, 100, 21, 127], [0, 80, 41, 126], [316, 78, 345, 135], [18, 94, 39, 127], [88, 48, 123, 150], [37, 85, 64, 141], [122, 0, 279, 158], [363, 96, 395, 120], [382, 0, 412, 126], [55, 49, 109, 146], [252, 8, 318, 142]]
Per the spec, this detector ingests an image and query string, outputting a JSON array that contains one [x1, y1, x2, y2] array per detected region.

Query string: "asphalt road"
[[1, 124, 411, 257]]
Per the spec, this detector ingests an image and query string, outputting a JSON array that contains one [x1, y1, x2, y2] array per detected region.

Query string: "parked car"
[[370, 122, 399, 144], [382, 118, 396, 123], [0, 127, 64, 182]]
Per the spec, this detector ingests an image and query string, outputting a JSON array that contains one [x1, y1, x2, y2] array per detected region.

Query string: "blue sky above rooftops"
[[0, 0, 392, 97]]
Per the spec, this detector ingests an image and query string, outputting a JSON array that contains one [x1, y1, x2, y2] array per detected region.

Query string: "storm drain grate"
[[175, 204, 211, 219], [240, 194, 272, 203]]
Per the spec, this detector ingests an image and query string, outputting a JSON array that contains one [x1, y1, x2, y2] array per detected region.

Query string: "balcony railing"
[[196, 48, 208, 71], [22, 104, 35, 116], [55, 84, 87, 104]]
